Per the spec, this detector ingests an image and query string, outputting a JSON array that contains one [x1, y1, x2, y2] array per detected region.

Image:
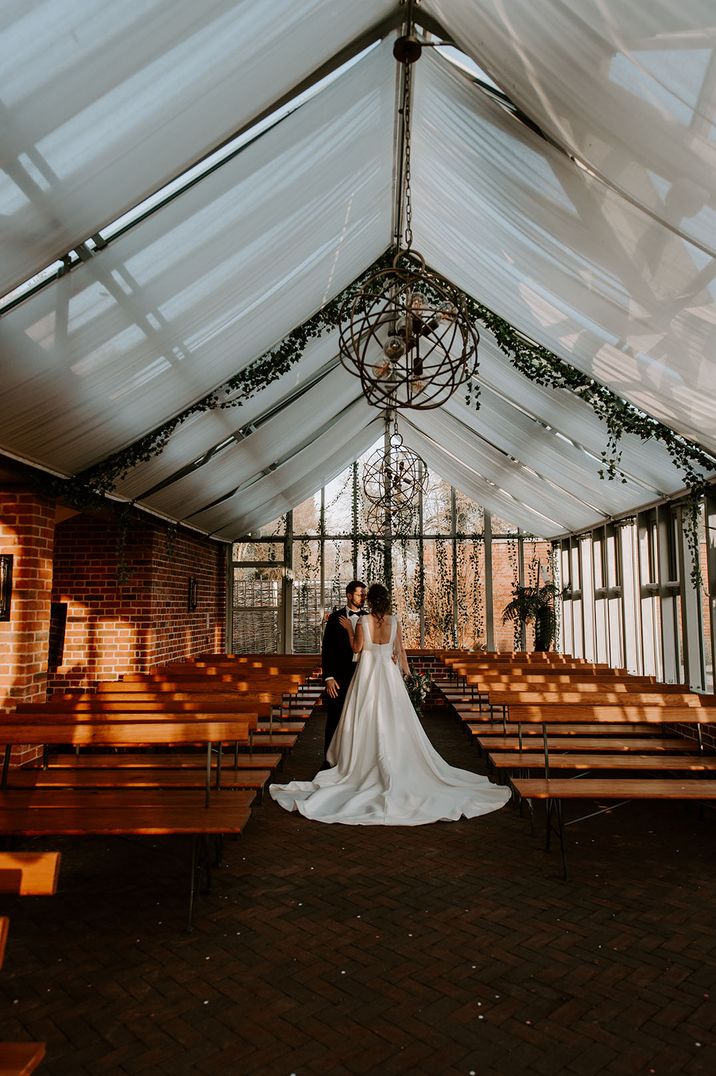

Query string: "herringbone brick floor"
[[1, 706, 715, 1075]]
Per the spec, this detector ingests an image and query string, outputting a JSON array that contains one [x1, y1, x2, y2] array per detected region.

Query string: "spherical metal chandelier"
[[339, 251, 480, 410], [362, 424, 427, 533], [338, 6, 480, 412]]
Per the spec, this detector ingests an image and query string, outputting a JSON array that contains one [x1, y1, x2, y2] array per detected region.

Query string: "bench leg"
[[187, 835, 215, 930], [1, 745, 11, 789], [545, 798, 568, 879], [187, 835, 198, 932]]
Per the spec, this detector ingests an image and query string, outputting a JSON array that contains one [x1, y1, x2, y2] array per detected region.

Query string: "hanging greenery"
[[468, 538, 485, 650], [43, 246, 712, 592]]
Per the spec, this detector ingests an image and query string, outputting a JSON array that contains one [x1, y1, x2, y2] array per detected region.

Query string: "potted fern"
[[501, 581, 568, 652]]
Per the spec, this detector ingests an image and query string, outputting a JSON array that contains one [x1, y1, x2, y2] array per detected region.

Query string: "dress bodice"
[[363, 614, 397, 652]]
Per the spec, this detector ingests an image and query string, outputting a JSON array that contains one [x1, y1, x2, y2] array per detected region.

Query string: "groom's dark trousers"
[[321, 606, 358, 759]]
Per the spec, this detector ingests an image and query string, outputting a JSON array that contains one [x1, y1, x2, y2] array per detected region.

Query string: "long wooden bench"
[[4, 712, 272, 796], [18, 698, 305, 739], [495, 702, 716, 877], [489, 751, 716, 773], [476, 735, 699, 753], [0, 1043, 46, 1075], [0, 852, 61, 895], [0, 719, 252, 800], [0, 853, 57, 1074], [511, 776, 716, 879], [0, 718, 255, 926]]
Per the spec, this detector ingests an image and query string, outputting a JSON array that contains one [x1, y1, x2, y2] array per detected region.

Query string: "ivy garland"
[[468, 538, 485, 649], [44, 247, 713, 585]]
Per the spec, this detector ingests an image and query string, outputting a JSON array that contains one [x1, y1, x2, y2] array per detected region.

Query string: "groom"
[[321, 579, 367, 763]]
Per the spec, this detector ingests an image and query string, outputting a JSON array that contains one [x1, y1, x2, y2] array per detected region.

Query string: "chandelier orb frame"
[[339, 251, 480, 411], [362, 425, 428, 532]]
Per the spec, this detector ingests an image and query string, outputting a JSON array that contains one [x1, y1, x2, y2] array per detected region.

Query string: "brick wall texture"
[[49, 513, 227, 691], [0, 490, 56, 761]]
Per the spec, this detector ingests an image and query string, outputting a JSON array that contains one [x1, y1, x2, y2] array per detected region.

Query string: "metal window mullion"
[[677, 502, 706, 691], [657, 504, 679, 684], [578, 534, 595, 663], [484, 511, 494, 650], [618, 520, 640, 674]]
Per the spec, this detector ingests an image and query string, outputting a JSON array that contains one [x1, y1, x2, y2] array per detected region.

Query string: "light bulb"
[[383, 335, 405, 361]]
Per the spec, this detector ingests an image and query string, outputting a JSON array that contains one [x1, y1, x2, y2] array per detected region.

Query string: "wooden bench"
[[18, 698, 305, 738], [0, 742, 254, 926], [0, 719, 252, 801], [0, 854, 56, 1073], [488, 751, 716, 773], [30, 751, 282, 771], [497, 702, 716, 877], [511, 776, 716, 879], [0, 852, 61, 896], [0, 1043, 46, 1075], [476, 735, 699, 753]]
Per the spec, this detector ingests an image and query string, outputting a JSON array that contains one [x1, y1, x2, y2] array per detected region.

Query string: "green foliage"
[[502, 581, 570, 652], [404, 667, 432, 717], [39, 247, 712, 588]]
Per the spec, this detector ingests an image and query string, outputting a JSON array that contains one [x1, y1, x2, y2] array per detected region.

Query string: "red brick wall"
[[491, 539, 554, 652], [0, 490, 55, 763], [49, 512, 227, 691]]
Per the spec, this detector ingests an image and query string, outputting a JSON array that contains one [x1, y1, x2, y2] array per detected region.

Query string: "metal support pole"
[[451, 486, 459, 647], [484, 511, 494, 650]]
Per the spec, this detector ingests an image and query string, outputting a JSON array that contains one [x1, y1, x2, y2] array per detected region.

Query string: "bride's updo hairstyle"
[[367, 583, 391, 621]]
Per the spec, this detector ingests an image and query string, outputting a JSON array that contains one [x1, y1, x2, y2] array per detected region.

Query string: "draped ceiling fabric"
[[0, 2, 714, 542]]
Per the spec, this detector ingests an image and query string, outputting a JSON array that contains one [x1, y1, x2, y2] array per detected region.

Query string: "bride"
[[269, 583, 511, 825]]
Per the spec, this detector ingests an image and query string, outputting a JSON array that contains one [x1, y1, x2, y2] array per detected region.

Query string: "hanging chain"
[[402, 58, 413, 250]]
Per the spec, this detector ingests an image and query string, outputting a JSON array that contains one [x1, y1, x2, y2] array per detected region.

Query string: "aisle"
[[1, 706, 715, 1075]]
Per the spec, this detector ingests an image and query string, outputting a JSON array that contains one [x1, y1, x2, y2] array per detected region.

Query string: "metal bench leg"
[[555, 799, 568, 881], [187, 836, 198, 932], [2, 745, 11, 790]]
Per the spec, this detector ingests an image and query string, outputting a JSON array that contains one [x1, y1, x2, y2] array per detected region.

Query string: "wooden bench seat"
[[475, 735, 698, 752], [19, 696, 276, 714], [0, 1042, 46, 1075], [250, 733, 298, 749], [0, 789, 254, 836], [481, 691, 711, 708], [32, 751, 282, 771], [489, 752, 716, 772], [8, 768, 271, 792], [513, 777, 716, 800], [0, 852, 61, 895], [3, 714, 254, 735], [469, 722, 665, 736]]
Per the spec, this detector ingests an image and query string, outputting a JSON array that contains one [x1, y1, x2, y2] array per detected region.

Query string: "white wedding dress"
[[269, 615, 511, 825]]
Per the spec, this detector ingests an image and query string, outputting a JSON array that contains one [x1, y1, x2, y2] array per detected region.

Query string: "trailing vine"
[[41, 246, 712, 586], [506, 536, 521, 650], [468, 538, 485, 649]]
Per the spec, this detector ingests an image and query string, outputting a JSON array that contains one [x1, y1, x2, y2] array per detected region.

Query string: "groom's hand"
[[325, 678, 340, 699]]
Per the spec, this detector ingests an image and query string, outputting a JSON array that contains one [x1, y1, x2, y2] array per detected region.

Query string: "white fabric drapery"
[[144, 366, 363, 520], [424, 0, 716, 254], [0, 6, 712, 541], [411, 49, 716, 456], [189, 405, 381, 539], [0, 0, 396, 295], [0, 41, 394, 474]]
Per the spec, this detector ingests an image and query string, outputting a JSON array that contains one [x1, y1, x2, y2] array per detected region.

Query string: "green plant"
[[404, 667, 432, 717], [501, 581, 569, 652]]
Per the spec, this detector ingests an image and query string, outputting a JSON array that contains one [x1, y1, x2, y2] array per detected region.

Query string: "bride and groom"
[[269, 580, 510, 825]]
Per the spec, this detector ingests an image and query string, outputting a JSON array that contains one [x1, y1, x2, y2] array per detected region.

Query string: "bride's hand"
[[338, 615, 353, 634]]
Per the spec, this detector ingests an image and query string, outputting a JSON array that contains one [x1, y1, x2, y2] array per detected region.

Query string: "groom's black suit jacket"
[[321, 606, 362, 757], [321, 606, 358, 690]]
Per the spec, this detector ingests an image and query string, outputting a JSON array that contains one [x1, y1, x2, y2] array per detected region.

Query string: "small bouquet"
[[404, 667, 432, 717]]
